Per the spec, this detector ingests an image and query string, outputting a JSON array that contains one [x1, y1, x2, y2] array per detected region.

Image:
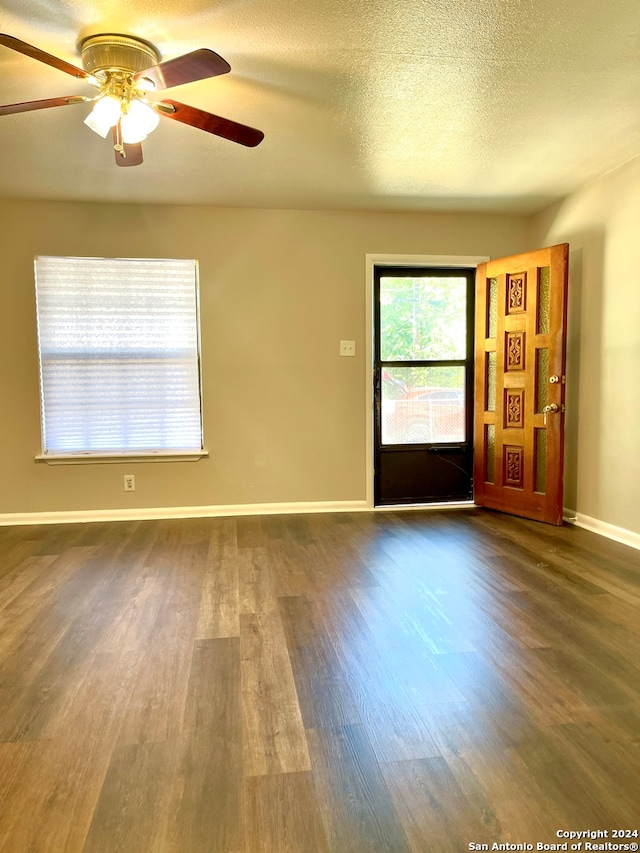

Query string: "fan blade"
[[0, 95, 88, 115], [0, 34, 89, 79], [157, 99, 264, 147], [134, 49, 230, 92], [111, 125, 144, 166]]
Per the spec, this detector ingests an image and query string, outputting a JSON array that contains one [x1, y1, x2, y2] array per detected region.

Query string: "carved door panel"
[[473, 244, 569, 525]]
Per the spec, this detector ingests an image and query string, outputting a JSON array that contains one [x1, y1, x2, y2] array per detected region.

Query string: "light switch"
[[340, 340, 356, 356]]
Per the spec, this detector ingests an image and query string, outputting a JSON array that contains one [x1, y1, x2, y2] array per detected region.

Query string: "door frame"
[[365, 253, 489, 508]]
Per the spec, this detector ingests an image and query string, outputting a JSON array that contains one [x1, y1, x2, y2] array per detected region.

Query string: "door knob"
[[542, 402, 559, 425]]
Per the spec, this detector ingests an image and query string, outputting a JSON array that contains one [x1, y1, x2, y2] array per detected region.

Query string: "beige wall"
[[530, 154, 640, 536], [0, 199, 529, 517]]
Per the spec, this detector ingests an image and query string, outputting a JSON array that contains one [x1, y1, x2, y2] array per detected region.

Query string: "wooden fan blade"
[[111, 126, 143, 167], [157, 99, 264, 147], [134, 49, 230, 92], [0, 34, 89, 79], [0, 95, 88, 115]]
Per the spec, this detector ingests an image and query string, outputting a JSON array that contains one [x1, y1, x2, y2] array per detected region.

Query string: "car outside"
[[381, 383, 465, 444]]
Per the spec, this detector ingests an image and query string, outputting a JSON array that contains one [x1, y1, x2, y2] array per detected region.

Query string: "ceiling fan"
[[0, 32, 264, 166]]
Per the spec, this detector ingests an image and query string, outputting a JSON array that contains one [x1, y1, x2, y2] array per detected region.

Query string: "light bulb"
[[136, 77, 156, 93], [120, 99, 160, 144], [83, 95, 122, 138]]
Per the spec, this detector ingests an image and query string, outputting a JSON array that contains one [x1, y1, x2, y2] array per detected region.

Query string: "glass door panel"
[[379, 276, 468, 361], [381, 366, 466, 444]]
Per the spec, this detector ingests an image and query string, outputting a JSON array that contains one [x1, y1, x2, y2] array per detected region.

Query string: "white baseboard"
[[0, 500, 370, 527], [0, 499, 482, 527], [3, 502, 638, 553], [566, 511, 640, 552]]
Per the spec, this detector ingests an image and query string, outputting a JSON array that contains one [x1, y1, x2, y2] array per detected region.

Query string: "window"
[[34, 256, 204, 460]]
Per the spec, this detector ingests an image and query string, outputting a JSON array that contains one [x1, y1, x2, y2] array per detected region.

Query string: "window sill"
[[34, 450, 209, 466]]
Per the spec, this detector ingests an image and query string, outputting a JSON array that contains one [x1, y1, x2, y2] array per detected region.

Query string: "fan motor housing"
[[80, 34, 160, 75]]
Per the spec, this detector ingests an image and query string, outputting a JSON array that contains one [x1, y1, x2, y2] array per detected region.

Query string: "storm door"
[[373, 266, 474, 505]]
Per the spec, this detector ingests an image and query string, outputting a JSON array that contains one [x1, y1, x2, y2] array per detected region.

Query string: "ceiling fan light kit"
[[0, 31, 264, 166], [80, 34, 163, 144]]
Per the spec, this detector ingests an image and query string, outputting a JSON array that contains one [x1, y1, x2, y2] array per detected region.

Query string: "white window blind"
[[34, 256, 203, 456]]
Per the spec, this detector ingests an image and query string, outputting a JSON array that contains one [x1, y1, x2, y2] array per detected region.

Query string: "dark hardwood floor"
[[0, 508, 638, 852]]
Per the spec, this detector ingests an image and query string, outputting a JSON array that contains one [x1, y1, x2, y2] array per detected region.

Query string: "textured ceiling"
[[0, 0, 639, 213]]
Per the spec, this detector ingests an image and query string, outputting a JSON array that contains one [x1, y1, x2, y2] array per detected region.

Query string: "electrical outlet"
[[340, 340, 356, 356], [124, 474, 135, 492]]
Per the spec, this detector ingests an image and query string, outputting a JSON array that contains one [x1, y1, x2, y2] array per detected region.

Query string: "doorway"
[[373, 265, 475, 505]]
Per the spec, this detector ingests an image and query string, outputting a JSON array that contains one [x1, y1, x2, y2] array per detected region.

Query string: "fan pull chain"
[[113, 120, 126, 158]]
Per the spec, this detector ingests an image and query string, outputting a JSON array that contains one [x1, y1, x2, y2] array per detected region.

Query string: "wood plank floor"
[[0, 508, 638, 852]]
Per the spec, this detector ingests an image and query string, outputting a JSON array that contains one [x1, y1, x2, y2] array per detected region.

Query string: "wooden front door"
[[473, 244, 569, 525]]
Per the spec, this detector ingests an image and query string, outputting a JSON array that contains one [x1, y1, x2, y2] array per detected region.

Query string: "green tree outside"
[[380, 276, 467, 390]]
